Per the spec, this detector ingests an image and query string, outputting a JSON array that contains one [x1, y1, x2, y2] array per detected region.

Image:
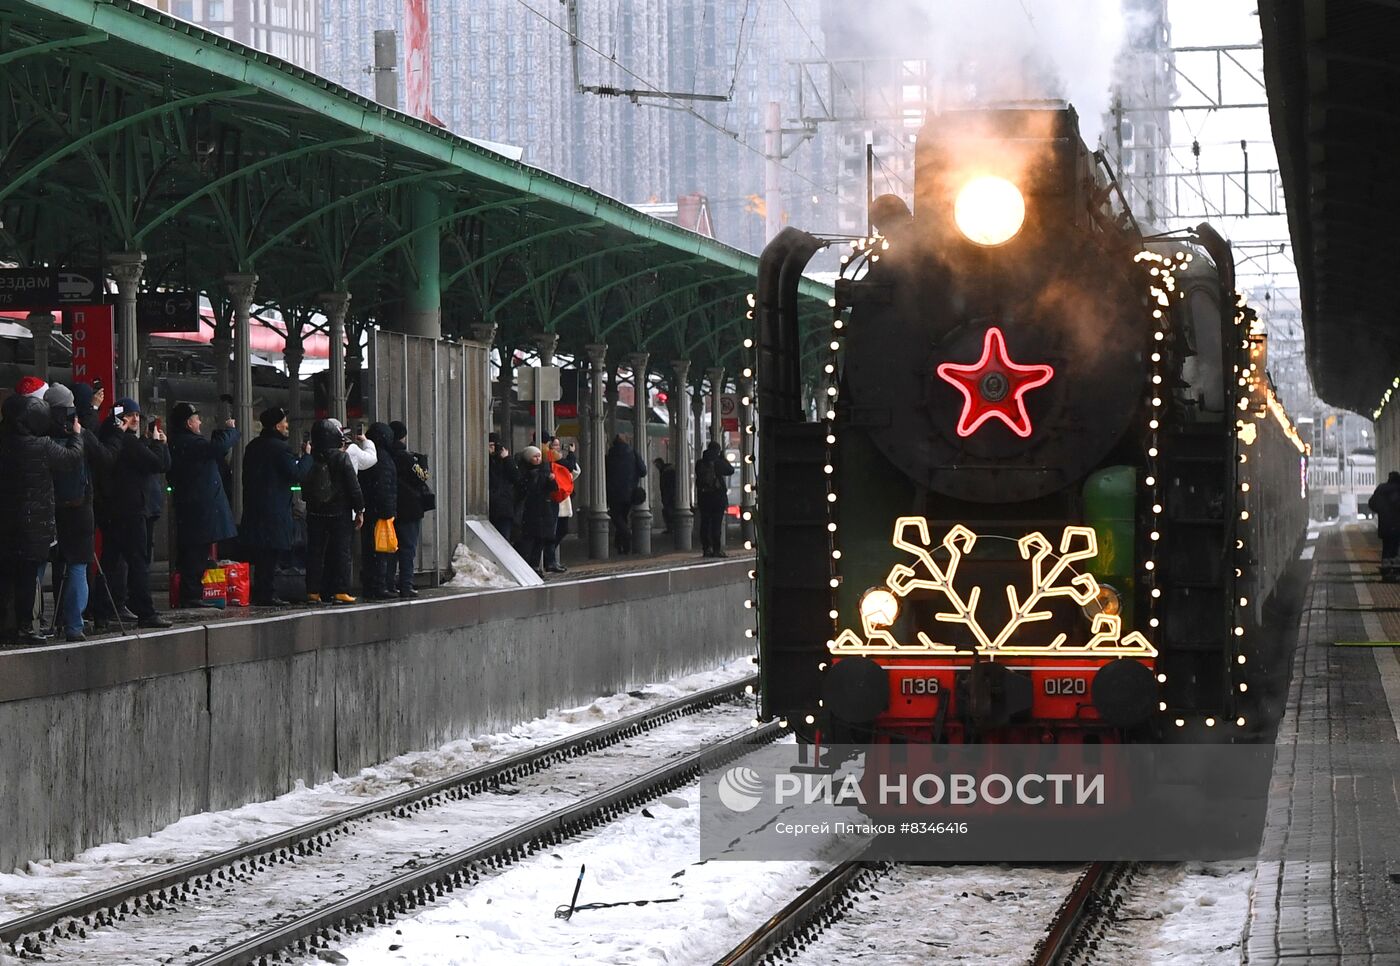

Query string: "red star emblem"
[[935, 326, 1054, 439]]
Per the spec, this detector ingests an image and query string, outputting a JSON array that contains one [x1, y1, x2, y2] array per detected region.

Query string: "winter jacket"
[[0, 395, 83, 561], [97, 420, 171, 525], [605, 439, 647, 508], [552, 451, 582, 519], [518, 461, 559, 540], [240, 427, 313, 551], [306, 420, 364, 518], [49, 418, 112, 564], [167, 423, 239, 546], [72, 382, 99, 432], [696, 443, 735, 514], [390, 441, 430, 524], [1371, 480, 1400, 533], [657, 462, 678, 510], [357, 422, 398, 522], [488, 450, 518, 521]]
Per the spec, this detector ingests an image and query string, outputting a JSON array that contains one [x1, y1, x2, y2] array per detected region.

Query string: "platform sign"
[[137, 291, 200, 333], [515, 365, 562, 402], [0, 267, 105, 310], [721, 392, 739, 431], [65, 304, 115, 420]]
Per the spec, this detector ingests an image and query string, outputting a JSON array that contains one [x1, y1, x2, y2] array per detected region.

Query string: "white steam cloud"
[[836, 0, 1127, 145]]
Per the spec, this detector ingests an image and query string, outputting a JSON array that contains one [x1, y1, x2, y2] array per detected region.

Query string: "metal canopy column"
[[535, 331, 559, 434], [690, 380, 704, 548], [108, 252, 145, 404], [585, 344, 610, 559], [706, 366, 725, 444], [320, 291, 350, 423], [467, 323, 497, 517], [671, 359, 694, 552], [25, 311, 54, 382], [628, 351, 652, 555], [401, 186, 442, 339], [738, 372, 756, 545], [225, 272, 258, 518]]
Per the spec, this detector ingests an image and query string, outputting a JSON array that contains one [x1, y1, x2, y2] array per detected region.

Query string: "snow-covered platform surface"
[[1245, 524, 1400, 963]]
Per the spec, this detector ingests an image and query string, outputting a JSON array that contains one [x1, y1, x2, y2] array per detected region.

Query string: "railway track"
[[1030, 862, 1137, 966], [713, 861, 1135, 966], [1, 676, 764, 963]]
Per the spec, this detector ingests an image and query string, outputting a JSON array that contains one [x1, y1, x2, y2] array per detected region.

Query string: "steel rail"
[[713, 861, 890, 966], [1, 675, 756, 953], [1029, 861, 1134, 966], [196, 721, 785, 966]]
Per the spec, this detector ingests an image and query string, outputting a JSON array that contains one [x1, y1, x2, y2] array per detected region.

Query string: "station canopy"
[[0, 0, 833, 372], [1261, 0, 1400, 414]]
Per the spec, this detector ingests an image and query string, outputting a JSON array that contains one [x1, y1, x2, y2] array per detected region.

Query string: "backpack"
[[697, 457, 724, 496], [305, 457, 335, 505]]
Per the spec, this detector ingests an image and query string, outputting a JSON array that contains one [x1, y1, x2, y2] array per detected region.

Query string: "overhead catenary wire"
[[776, 0, 913, 193], [511, 0, 843, 202]]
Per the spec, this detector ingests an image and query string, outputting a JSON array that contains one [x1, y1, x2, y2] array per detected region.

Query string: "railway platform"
[[1244, 523, 1400, 963], [0, 550, 751, 874]]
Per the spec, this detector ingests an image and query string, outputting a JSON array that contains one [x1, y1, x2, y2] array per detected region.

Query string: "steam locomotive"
[[754, 105, 1307, 748]]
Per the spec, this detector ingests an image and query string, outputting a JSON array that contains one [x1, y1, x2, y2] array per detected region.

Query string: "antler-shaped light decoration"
[[827, 519, 1159, 658]]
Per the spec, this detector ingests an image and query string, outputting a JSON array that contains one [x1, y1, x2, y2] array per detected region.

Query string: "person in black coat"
[[93, 399, 172, 629], [654, 457, 678, 534], [304, 419, 365, 604], [240, 407, 313, 606], [696, 440, 736, 558], [604, 434, 646, 554], [0, 394, 82, 645], [43, 384, 116, 641], [166, 401, 239, 608], [488, 432, 518, 541], [516, 445, 558, 574], [357, 422, 399, 599], [387, 421, 430, 598]]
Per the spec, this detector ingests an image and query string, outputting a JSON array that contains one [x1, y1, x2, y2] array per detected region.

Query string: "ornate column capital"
[[469, 322, 498, 345], [585, 343, 608, 368], [318, 290, 351, 318], [223, 273, 258, 307], [24, 310, 54, 332], [705, 365, 725, 389], [671, 359, 691, 383], [534, 331, 560, 362], [107, 251, 146, 296], [627, 350, 650, 373]]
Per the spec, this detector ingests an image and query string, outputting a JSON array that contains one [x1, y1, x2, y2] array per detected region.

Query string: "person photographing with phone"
[[90, 398, 173, 630]]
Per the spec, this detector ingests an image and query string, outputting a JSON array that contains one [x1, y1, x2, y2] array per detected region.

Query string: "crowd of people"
[[0, 375, 434, 646], [1, 371, 740, 644], [487, 429, 736, 573]]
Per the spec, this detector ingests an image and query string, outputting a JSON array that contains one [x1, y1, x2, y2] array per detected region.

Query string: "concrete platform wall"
[[0, 562, 750, 870]]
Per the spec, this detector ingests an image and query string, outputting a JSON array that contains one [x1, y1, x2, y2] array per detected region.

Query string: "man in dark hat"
[[166, 401, 238, 607], [488, 431, 517, 541], [92, 397, 172, 630], [239, 407, 313, 606]]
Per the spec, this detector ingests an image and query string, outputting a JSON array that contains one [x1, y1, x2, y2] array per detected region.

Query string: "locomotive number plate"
[[900, 677, 941, 695], [1042, 677, 1087, 696]]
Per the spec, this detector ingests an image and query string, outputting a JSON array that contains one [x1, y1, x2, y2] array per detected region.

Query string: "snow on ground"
[[1094, 862, 1254, 965], [316, 782, 836, 966], [445, 544, 515, 588], [0, 657, 755, 922]]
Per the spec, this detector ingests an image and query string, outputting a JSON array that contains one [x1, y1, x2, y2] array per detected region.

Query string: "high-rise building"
[[134, 0, 320, 73], [318, 0, 835, 255], [1102, 0, 1176, 227]]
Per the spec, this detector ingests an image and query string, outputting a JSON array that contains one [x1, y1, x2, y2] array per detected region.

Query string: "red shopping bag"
[[221, 561, 250, 607]]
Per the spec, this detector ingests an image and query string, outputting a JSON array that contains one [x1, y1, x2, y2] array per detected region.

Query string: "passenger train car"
[[753, 105, 1307, 748]]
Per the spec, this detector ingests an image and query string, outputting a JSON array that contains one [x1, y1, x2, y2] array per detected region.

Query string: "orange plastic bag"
[[374, 517, 399, 554]]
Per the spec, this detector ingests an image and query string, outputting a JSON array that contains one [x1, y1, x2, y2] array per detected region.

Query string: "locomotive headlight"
[[859, 588, 900, 631], [954, 176, 1025, 247], [1081, 583, 1122, 621]]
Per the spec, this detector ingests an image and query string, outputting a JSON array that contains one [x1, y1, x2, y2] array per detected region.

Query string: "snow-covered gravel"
[[1092, 862, 1253, 965], [0, 659, 754, 928]]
